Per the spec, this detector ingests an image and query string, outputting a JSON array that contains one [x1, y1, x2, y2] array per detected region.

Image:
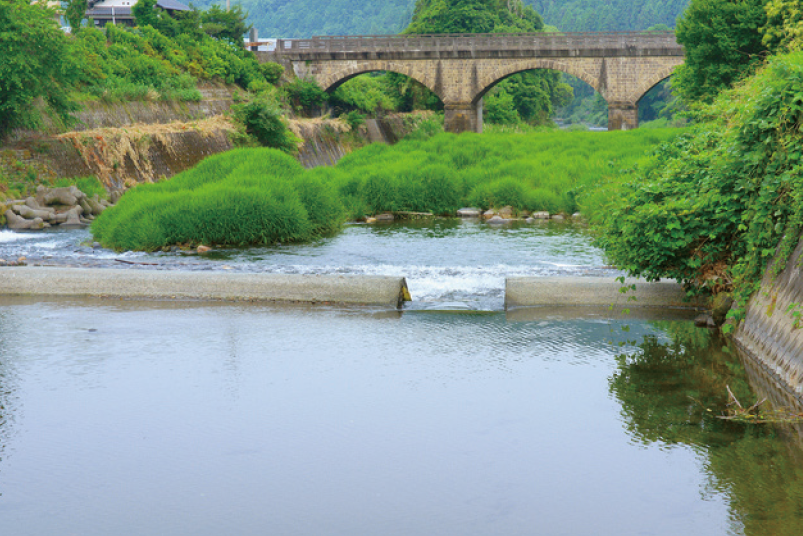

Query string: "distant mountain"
[[530, 0, 690, 32], [192, 0, 689, 38]]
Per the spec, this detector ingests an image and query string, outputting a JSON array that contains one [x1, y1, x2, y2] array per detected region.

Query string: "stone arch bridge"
[[256, 32, 684, 133]]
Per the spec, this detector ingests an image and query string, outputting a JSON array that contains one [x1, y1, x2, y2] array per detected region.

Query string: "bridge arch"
[[473, 59, 601, 104], [630, 62, 681, 104], [317, 62, 443, 102]]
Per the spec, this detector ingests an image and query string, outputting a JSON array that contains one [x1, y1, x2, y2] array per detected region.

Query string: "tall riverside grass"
[[92, 149, 344, 251], [92, 129, 681, 251], [314, 129, 684, 219]]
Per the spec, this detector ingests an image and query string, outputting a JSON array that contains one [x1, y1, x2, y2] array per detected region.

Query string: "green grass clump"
[[92, 128, 680, 251], [92, 149, 344, 251], [320, 128, 684, 218]]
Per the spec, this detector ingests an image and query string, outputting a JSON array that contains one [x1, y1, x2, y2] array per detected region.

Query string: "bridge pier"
[[608, 102, 639, 131], [444, 100, 483, 134]]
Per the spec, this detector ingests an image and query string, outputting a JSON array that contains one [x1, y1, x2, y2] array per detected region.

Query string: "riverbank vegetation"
[[91, 128, 680, 251]]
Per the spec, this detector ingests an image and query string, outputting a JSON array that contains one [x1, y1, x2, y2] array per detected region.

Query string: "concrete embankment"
[[734, 238, 803, 400], [505, 276, 704, 309], [0, 267, 411, 308]]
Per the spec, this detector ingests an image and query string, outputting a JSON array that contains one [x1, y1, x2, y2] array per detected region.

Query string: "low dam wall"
[[0, 267, 411, 308], [734, 238, 803, 400]]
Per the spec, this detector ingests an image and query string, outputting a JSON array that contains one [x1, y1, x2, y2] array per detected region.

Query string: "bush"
[[231, 97, 299, 153], [92, 149, 344, 251], [260, 62, 284, 84], [283, 77, 328, 115], [592, 52, 803, 324]]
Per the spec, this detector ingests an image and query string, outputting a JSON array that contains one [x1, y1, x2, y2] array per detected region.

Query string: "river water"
[[1, 221, 803, 535]]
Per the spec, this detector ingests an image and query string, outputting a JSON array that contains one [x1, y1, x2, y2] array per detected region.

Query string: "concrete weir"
[[504, 276, 704, 309], [0, 267, 411, 308]]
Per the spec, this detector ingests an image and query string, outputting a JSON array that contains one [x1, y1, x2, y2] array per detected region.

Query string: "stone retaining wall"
[[734, 237, 803, 398]]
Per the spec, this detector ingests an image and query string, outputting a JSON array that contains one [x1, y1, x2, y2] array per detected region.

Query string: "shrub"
[[92, 149, 343, 251], [260, 62, 284, 84]]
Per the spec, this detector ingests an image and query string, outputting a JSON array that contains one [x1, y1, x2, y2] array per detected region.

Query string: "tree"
[[201, 4, 251, 45], [132, 0, 159, 28], [0, 0, 78, 136], [674, 0, 768, 104], [63, 0, 88, 31]]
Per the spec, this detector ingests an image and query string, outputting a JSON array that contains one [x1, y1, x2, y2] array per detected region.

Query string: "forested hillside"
[[192, 0, 689, 37], [530, 0, 689, 32], [191, 0, 415, 37]]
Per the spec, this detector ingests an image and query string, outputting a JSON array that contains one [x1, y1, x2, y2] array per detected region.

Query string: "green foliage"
[[284, 77, 328, 115], [52, 176, 108, 199], [405, 0, 543, 34], [674, 0, 769, 104], [0, 0, 79, 136], [132, 0, 159, 28], [92, 149, 344, 251], [330, 75, 400, 115], [531, 0, 689, 32], [63, 0, 88, 31], [190, 0, 414, 38], [231, 96, 299, 153], [342, 110, 366, 130], [592, 52, 803, 324], [764, 0, 803, 52], [199, 4, 252, 44], [325, 128, 680, 218], [68, 22, 264, 104], [260, 62, 284, 84]]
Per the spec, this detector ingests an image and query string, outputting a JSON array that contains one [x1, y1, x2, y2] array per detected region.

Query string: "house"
[[85, 0, 190, 27]]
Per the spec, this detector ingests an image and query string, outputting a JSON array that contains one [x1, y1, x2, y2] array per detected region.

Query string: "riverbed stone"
[[483, 209, 495, 219], [498, 206, 515, 219], [197, 245, 212, 253], [87, 195, 106, 215], [551, 214, 565, 221], [44, 186, 83, 207], [375, 213, 395, 222], [456, 207, 481, 218], [532, 211, 550, 219], [487, 215, 507, 224]]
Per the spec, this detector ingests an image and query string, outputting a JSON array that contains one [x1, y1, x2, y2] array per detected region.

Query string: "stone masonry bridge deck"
[[256, 32, 684, 133]]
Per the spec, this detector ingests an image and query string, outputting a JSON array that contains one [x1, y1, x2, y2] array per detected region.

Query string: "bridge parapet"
[[260, 32, 683, 61]]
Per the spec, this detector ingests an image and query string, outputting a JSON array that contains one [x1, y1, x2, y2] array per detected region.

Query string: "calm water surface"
[[1, 222, 803, 535]]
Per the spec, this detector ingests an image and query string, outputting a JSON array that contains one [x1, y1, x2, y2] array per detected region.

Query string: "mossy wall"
[[734, 236, 803, 401]]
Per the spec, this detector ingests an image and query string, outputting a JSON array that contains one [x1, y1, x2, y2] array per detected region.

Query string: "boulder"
[[365, 217, 377, 224], [551, 214, 565, 221], [5, 210, 37, 230], [487, 215, 507, 224], [17, 204, 54, 221], [44, 186, 83, 207], [87, 195, 106, 215], [483, 209, 496, 219], [498, 206, 515, 219], [375, 213, 395, 222], [456, 207, 482, 218], [60, 206, 86, 228], [197, 245, 212, 254], [532, 211, 550, 219]]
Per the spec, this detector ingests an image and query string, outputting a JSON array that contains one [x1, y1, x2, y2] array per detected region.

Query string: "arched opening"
[[552, 74, 609, 130], [473, 69, 576, 129], [636, 77, 687, 128], [326, 71, 443, 119]]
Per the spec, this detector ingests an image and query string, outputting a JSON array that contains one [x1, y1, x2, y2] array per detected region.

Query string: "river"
[[1, 221, 802, 535]]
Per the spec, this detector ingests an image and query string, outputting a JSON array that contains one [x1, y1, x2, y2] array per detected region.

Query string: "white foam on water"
[[0, 230, 39, 243]]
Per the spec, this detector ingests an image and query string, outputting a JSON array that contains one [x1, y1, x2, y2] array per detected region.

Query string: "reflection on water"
[[0, 298, 801, 535], [611, 321, 803, 536]]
